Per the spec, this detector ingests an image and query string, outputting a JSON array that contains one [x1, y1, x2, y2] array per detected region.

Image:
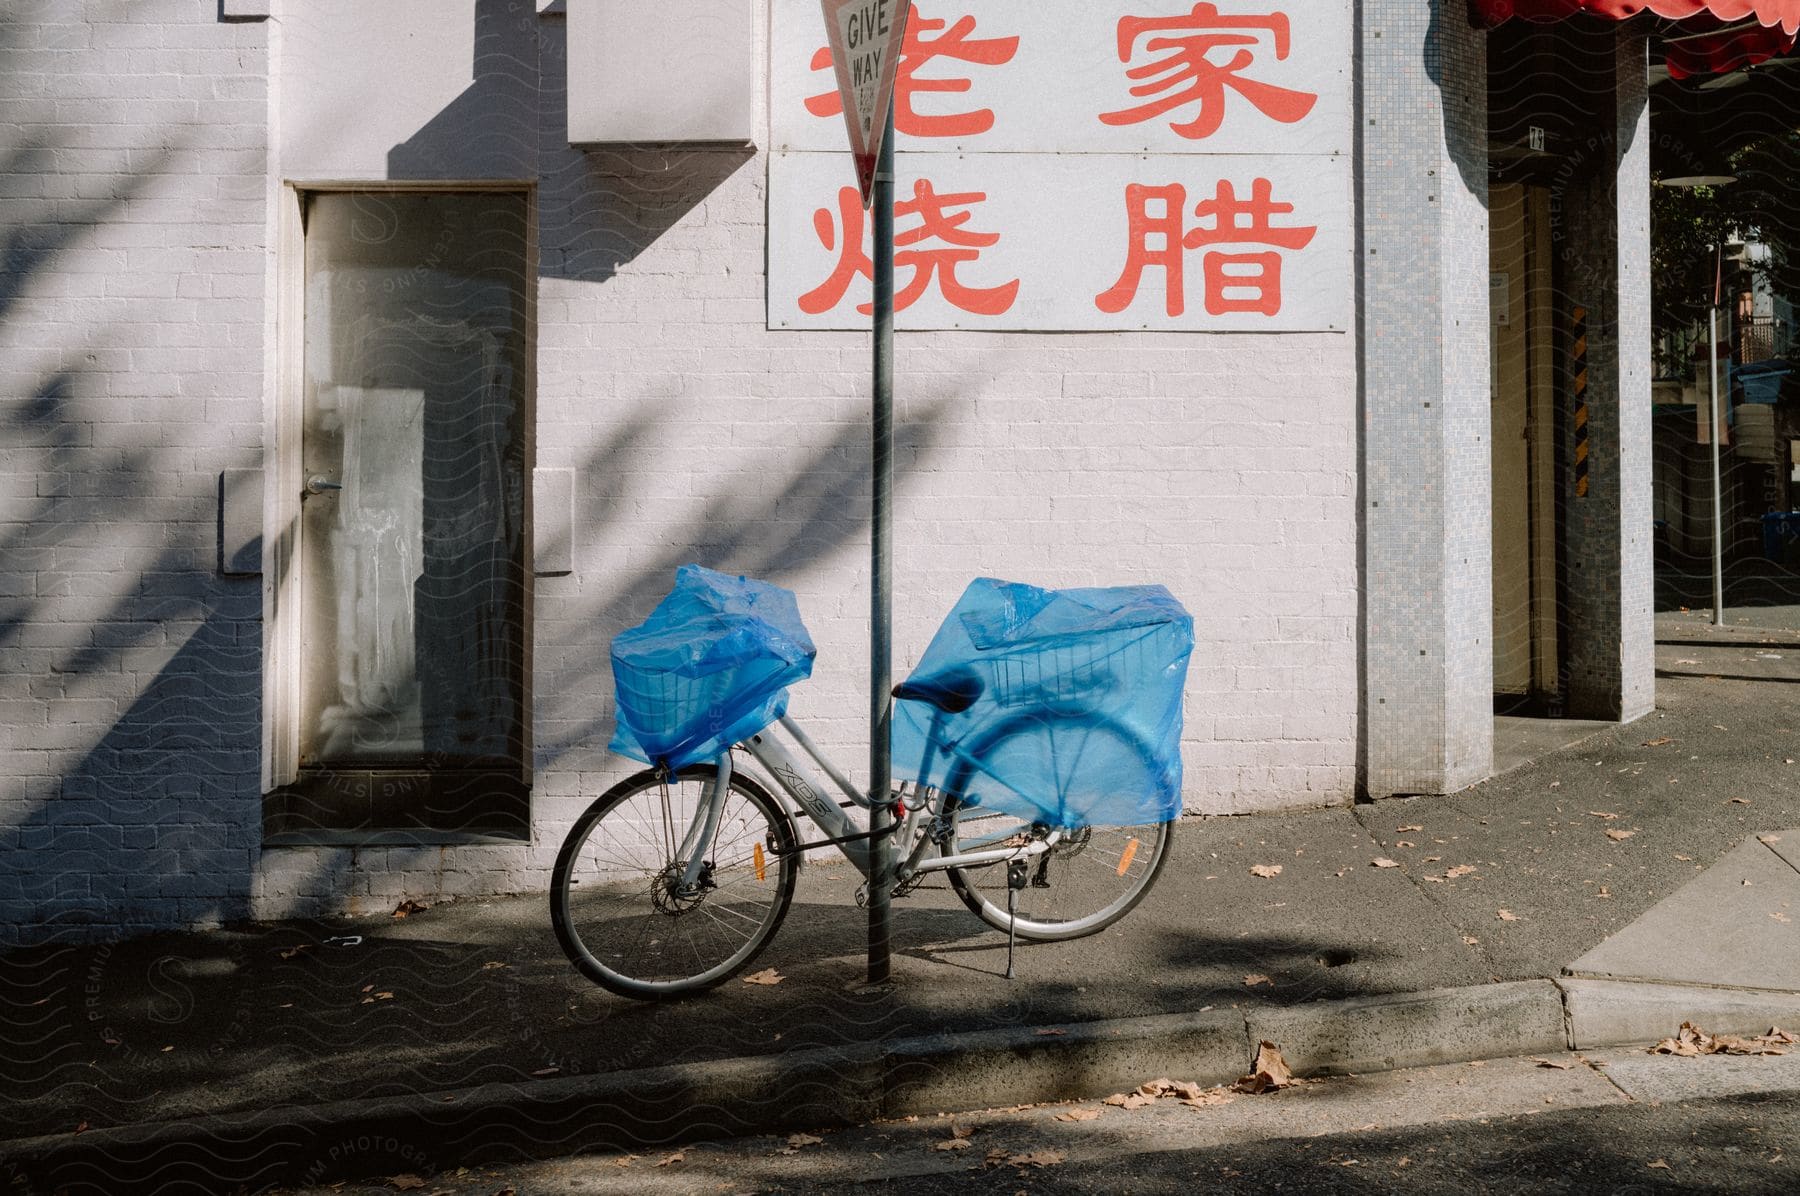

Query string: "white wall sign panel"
[[768, 151, 1351, 332], [772, 0, 1352, 157], [768, 0, 1352, 332]]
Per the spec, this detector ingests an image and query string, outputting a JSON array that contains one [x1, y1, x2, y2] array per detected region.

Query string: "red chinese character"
[[1095, 184, 1189, 318], [807, 5, 1020, 138], [1186, 178, 1315, 316], [799, 181, 1019, 318], [1095, 178, 1315, 318], [1099, 3, 1317, 140]]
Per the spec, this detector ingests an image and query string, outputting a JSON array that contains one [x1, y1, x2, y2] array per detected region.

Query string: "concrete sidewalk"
[[4, 612, 1800, 1191]]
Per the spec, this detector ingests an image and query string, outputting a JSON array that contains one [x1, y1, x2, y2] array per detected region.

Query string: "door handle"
[[304, 474, 343, 498]]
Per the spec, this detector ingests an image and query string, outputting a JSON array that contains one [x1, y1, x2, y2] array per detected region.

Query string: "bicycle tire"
[[941, 712, 1174, 942], [551, 763, 797, 999]]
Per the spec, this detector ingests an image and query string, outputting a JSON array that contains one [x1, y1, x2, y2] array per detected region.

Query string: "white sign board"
[[769, 0, 1354, 333]]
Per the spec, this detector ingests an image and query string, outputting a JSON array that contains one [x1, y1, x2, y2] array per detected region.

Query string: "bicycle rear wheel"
[[941, 712, 1174, 942], [551, 764, 796, 999]]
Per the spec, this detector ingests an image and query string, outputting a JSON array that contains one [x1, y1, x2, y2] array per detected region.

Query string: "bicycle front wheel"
[[942, 712, 1174, 942], [551, 764, 797, 999]]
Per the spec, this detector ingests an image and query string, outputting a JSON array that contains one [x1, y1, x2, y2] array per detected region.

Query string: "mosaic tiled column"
[[1552, 31, 1656, 722], [1360, 1, 1493, 796]]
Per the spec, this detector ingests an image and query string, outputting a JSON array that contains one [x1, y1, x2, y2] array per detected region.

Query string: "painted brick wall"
[[525, 6, 1361, 846], [4, 1, 1360, 940], [0, 0, 270, 941]]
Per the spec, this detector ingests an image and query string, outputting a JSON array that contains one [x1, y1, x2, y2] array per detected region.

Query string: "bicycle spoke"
[[552, 766, 796, 996]]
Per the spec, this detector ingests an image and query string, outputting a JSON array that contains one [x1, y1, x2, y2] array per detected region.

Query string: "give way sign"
[[819, 0, 910, 205]]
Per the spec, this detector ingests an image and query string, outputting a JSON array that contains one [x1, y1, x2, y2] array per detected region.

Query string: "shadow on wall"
[[0, 1, 952, 943], [0, 65, 284, 941]]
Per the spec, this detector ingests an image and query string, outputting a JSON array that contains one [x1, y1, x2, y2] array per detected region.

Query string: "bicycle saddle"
[[892, 666, 984, 715]]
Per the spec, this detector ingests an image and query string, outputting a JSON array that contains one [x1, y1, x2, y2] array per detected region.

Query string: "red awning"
[[1472, 1, 1800, 30], [1471, 1, 1800, 77]]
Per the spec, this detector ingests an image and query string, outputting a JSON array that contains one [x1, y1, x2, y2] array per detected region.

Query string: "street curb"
[[1559, 977, 1800, 1050], [0, 979, 1576, 1190]]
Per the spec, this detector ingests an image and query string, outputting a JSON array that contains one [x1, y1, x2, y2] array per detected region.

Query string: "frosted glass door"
[[298, 192, 528, 775]]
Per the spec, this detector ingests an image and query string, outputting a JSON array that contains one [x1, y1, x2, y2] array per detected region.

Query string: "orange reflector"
[[754, 842, 766, 882], [1117, 838, 1140, 876]]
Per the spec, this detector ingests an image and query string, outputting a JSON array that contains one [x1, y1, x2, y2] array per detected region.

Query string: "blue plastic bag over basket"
[[891, 578, 1192, 830], [608, 565, 816, 769]]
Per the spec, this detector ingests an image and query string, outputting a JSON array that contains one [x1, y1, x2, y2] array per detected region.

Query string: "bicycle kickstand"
[[1004, 859, 1028, 980]]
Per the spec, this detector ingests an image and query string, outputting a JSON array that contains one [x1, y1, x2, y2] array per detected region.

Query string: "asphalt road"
[[267, 1048, 1800, 1195]]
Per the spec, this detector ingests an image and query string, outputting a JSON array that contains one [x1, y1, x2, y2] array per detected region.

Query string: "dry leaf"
[[1651, 1021, 1793, 1057], [73, 1121, 88, 1135], [1760, 834, 1783, 844], [950, 1121, 975, 1139], [1397, 824, 1423, 832], [934, 1138, 972, 1151], [387, 1177, 426, 1192], [1531, 1058, 1574, 1070], [1445, 865, 1476, 879], [1183, 1089, 1234, 1108], [742, 968, 784, 986], [1396, 840, 1416, 848], [1647, 1159, 1671, 1170], [1772, 912, 1792, 924], [391, 899, 427, 919], [1597, 886, 1612, 899], [1035, 1028, 1067, 1036], [1232, 1041, 1298, 1094], [786, 1132, 822, 1150], [1007, 1149, 1065, 1168], [1249, 864, 1282, 879], [1372, 858, 1400, 869], [481, 960, 508, 970], [1675, 854, 1693, 862], [656, 1152, 684, 1167], [611, 1155, 637, 1169], [1587, 811, 1620, 821], [1605, 829, 1635, 842], [277, 944, 310, 960], [1461, 935, 1480, 945], [1243, 973, 1273, 988], [1139, 1078, 1205, 1101], [1103, 1090, 1156, 1109], [1497, 909, 1520, 921], [1642, 737, 1673, 747], [1730, 797, 1752, 805], [531, 1066, 559, 1077], [1054, 1108, 1102, 1122]]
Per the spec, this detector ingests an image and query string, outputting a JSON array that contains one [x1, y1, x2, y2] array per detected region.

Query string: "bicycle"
[[550, 574, 1187, 1001]]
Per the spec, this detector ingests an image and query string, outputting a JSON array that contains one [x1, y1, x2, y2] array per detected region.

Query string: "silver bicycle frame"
[[738, 715, 1051, 882]]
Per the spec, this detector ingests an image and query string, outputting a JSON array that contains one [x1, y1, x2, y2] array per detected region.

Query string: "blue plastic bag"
[[609, 566, 816, 769], [891, 578, 1192, 829]]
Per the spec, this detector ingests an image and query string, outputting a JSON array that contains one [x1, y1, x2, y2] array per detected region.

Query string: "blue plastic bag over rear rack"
[[891, 578, 1193, 830], [608, 565, 816, 770]]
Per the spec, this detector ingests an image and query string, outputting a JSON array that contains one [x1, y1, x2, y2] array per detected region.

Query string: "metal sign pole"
[[1709, 301, 1726, 627], [868, 101, 896, 985]]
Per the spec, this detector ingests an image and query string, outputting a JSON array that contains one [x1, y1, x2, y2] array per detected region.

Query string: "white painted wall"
[[1, 0, 1359, 941]]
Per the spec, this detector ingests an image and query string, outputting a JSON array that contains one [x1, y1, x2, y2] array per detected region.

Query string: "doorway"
[[1490, 182, 1560, 713], [266, 188, 533, 839]]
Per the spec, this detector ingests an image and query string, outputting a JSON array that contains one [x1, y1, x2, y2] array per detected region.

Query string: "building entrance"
[[1490, 182, 1561, 713]]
